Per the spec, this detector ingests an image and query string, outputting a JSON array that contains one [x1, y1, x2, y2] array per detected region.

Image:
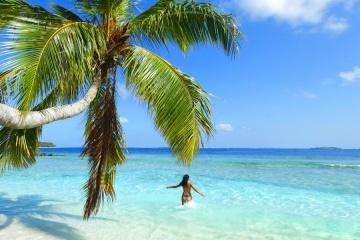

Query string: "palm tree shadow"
[[0, 193, 96, 240]]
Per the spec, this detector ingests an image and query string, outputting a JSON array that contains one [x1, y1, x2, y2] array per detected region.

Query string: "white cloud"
[[117, 83, 130, 99], [267, 111, 284, 117], [295, 90, 318, 99], [339, 66, 360, 85], [120, 117, 128, 123], [223, 0, 353, 32], [216, 124, 234, 132], [344, 0, 356, 10], [323, 15, 349, 33], [322, 78, 335, 85]]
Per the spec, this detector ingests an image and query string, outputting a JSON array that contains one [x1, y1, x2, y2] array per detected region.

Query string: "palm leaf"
[[81, 69, 127, 219], [0, 2, 106, 111], [50, 3, 83, 22], [124, 45, 214, 165], [74, 0, 134, 19], [74, 0, 135, 26], [0, 0, 63, 30], [0, 127, 41, 173], [73, 0, 101, 24], [130, 0, 243, 56]]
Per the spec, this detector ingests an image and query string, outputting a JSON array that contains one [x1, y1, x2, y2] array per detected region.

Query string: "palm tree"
[[0, 0, 242, 219]]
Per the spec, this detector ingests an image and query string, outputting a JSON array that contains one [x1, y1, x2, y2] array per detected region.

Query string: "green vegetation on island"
[[39, 142, 56, 148], [37, 142, 67, 156]]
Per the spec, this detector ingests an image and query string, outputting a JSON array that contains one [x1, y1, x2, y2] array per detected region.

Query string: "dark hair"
[[180, 174, 189, 187]]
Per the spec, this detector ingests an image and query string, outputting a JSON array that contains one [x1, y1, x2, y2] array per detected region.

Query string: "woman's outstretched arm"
[[191, 183, 205, 197]]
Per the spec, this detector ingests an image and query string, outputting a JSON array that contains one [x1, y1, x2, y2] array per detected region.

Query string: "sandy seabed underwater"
[[0, 148, 359, 240]]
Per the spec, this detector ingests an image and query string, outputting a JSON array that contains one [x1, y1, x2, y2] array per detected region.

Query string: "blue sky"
[[25, 0, 360, 148]]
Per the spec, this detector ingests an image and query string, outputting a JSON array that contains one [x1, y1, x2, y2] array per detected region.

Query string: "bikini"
[[182, 194, 191, 202]]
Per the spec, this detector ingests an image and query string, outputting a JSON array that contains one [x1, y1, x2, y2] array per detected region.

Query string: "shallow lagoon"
[[1, 148, 359, 239]]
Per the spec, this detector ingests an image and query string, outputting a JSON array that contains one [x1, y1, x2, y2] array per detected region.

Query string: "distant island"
[[39, 142, 56, 147], [37, 142, 67, 156], [310, 147, 342, 150]]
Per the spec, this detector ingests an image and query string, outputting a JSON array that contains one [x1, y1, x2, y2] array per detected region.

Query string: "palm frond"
[[75, 0, 134, 21], [0, 0, 63, 28], [108, 0, 135, 22], [0, 88, 6, 103], [50, 3, 83, 22], [1, 65, 78, 108], [0, 127, 41, 173], [81, 69, 127, 220], [124, 45, 214, 165], [0, 16, 106, 111], [130, 0, 243, 57], [74, 0, 134, 24]]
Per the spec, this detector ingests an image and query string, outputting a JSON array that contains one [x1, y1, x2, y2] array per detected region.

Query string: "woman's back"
[[182, 181, 192, 196]]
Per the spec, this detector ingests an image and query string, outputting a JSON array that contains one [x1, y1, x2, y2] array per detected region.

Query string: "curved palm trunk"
[[0, 79, 101, 129]]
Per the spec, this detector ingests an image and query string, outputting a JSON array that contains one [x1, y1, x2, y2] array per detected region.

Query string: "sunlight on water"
[[0, 148, 360, 239]]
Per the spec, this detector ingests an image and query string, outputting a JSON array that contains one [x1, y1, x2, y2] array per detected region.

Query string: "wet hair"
[[180, 174, 189, 187]]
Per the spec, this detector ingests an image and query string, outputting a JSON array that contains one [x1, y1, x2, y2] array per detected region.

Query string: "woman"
[[167, 174, 205, 205]]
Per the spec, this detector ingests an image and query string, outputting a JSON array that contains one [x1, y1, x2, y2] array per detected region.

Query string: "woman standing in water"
[[167, 174, 205, 205]]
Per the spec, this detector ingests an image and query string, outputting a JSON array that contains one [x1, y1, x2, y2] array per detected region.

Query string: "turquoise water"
[[0, 148, 359, 239]]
